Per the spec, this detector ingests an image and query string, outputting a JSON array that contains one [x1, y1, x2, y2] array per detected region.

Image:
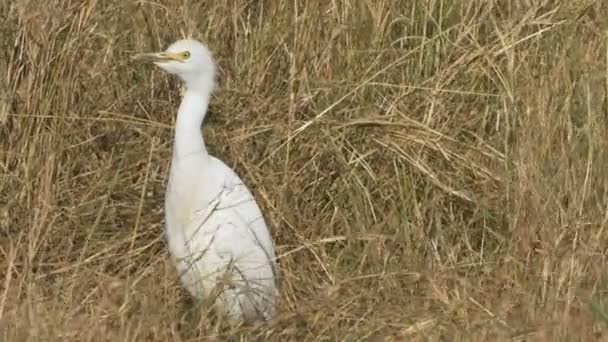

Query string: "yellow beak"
[[131, 52, 185, 63]]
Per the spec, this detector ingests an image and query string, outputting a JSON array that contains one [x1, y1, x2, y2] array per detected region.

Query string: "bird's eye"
[[182, 51, 191, 59]]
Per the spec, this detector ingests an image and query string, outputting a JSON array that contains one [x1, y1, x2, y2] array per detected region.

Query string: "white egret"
[[133, 39, 278, 323]]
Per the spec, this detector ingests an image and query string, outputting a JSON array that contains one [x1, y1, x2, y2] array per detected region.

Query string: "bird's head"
[[133, 39, 216, 91]]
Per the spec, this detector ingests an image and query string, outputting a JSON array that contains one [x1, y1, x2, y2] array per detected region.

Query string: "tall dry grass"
[[1, 0, 607, 340]]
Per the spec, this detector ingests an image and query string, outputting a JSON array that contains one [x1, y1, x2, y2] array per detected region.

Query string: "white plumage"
[[133, 39, 278, 322]]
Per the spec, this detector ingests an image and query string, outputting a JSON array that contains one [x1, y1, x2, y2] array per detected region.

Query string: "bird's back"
[[165, 154, 278, 322]]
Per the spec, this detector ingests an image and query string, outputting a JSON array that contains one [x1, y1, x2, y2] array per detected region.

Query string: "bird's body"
[[134, 40, 278, 322]]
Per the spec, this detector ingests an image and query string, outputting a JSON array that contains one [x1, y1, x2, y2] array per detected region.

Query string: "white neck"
[[173, 87, 211, 160]]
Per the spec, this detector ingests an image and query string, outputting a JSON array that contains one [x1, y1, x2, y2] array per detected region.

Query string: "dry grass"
[[1, 0, 607, 340]]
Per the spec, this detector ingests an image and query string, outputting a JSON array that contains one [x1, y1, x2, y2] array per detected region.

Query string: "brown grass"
[[1, 0, 608, 340]]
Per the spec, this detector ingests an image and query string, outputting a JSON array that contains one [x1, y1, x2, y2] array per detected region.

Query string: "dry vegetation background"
[[1, 0, 608, 341]]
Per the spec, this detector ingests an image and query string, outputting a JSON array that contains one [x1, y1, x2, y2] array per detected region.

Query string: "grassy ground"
[[1, 0, 607, 340]]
